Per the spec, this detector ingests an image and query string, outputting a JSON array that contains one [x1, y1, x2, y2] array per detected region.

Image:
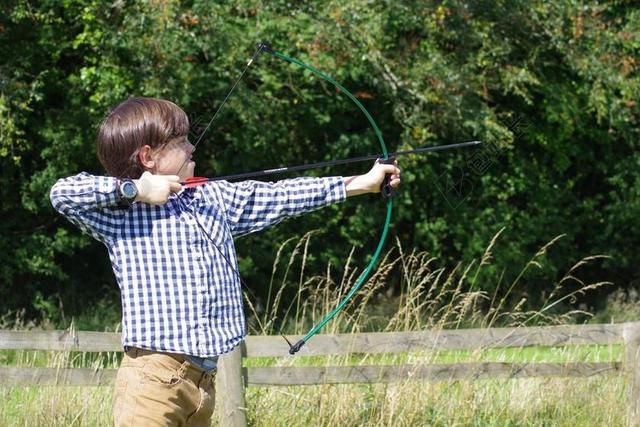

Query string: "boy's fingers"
[[381, 164, 400, 175], [169, 182, 182, 192]]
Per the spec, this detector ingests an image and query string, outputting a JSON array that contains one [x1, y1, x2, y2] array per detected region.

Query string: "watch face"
[[121, 181, 137, 199]]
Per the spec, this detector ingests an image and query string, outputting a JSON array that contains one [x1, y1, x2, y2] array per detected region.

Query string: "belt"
[[187, 354, 219, 372], [125, 347, 219, 373]]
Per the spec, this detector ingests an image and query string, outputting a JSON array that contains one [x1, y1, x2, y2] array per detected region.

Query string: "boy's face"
[[150, 137, 196, 180]]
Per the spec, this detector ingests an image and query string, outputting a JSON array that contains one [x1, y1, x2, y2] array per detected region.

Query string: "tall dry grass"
[[237, 230, 621, 426], [246, 229, 610, 337]]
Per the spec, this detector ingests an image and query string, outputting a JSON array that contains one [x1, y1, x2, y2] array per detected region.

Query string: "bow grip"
[[378, 156, 396, 199]]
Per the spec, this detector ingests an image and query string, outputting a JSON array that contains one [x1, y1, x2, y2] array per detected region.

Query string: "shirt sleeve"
[[49, 172, 126, 245], [210, 177, 346, 237]]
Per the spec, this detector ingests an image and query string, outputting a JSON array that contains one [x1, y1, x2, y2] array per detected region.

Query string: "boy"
[[50, 97, 400, 426]]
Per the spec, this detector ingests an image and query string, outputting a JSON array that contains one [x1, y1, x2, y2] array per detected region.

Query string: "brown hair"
[[96, 97, 189, 178]]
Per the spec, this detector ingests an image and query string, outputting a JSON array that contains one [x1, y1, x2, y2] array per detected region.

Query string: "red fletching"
[[182, 177, 209, 188]]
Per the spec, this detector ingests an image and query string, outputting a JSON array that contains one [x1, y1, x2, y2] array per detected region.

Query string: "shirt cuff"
[[327, 176, 347, 204], [96, 175, 120, 207]]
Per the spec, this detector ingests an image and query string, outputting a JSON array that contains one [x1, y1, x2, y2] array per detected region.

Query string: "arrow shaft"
[[186, 140, 481, 183]]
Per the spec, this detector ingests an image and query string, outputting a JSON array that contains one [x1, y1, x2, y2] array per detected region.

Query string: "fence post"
[[624, 322, 640, 426], [217, 344, 247, 427]]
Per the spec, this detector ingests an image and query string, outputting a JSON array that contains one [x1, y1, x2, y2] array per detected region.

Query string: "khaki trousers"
[[112, 347, 216, 427]]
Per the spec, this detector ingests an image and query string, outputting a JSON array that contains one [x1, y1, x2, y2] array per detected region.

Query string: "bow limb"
[[262, 44, 394, 354]]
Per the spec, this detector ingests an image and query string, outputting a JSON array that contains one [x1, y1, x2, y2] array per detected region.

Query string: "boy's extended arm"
[[212, 161, 401, 237], [49, 172, 126, 244], [213, 176, 345, 237]]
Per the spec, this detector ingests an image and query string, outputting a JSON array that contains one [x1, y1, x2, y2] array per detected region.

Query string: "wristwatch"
[[118, 179, 138, 205]]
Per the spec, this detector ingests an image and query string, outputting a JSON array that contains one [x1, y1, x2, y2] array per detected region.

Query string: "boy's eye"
[[168, 139, 188, 148]]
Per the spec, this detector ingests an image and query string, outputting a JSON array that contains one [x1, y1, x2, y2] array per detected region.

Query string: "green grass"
[[0, 343, 626, 426], [0, 374, 625, 426], [244, 344, 623, 368], [245, 376, 625, 427]]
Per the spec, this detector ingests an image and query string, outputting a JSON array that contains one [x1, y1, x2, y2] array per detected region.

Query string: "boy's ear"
[[138, 145, 155, 170]]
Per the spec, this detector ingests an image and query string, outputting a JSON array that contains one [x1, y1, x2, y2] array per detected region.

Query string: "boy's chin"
[[183, 162, 196, 178]]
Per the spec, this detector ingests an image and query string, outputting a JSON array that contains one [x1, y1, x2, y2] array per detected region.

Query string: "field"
[[0, 236, 628, 426], [0, 345, 626, 426]]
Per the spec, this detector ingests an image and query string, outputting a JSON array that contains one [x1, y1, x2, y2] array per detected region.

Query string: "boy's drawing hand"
[[344, 160, 401, 197], [134, 171, 182, 205]]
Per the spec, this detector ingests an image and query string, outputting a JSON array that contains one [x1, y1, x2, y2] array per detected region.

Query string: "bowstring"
[[174, 196, 268, 334], [174, 44, 269, 335]]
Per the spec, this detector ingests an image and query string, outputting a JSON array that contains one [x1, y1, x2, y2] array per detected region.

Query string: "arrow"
[[182, 140, 482, 187]]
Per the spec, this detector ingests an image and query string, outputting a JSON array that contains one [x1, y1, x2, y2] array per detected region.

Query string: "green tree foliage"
[[0, 0, 638, 321]]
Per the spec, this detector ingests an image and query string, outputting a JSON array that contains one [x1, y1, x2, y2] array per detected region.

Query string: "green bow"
[[256, 42, 393, 354]]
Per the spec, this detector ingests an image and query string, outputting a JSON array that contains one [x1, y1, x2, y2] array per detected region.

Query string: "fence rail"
[[1, 322, 638, 427], [0, 323, 626, 354]]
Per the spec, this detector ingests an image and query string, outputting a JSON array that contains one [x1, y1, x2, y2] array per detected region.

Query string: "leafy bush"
[[0, 1, 637, 320]]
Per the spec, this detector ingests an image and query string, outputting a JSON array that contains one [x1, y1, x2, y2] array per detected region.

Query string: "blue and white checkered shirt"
[[50, 173, 346, 357]]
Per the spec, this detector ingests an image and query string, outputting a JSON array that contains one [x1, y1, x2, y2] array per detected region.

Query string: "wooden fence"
[[1, 322, 639, 426]]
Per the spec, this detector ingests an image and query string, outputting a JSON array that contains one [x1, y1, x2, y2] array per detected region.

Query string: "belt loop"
[[178, 359, 188, 379]]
